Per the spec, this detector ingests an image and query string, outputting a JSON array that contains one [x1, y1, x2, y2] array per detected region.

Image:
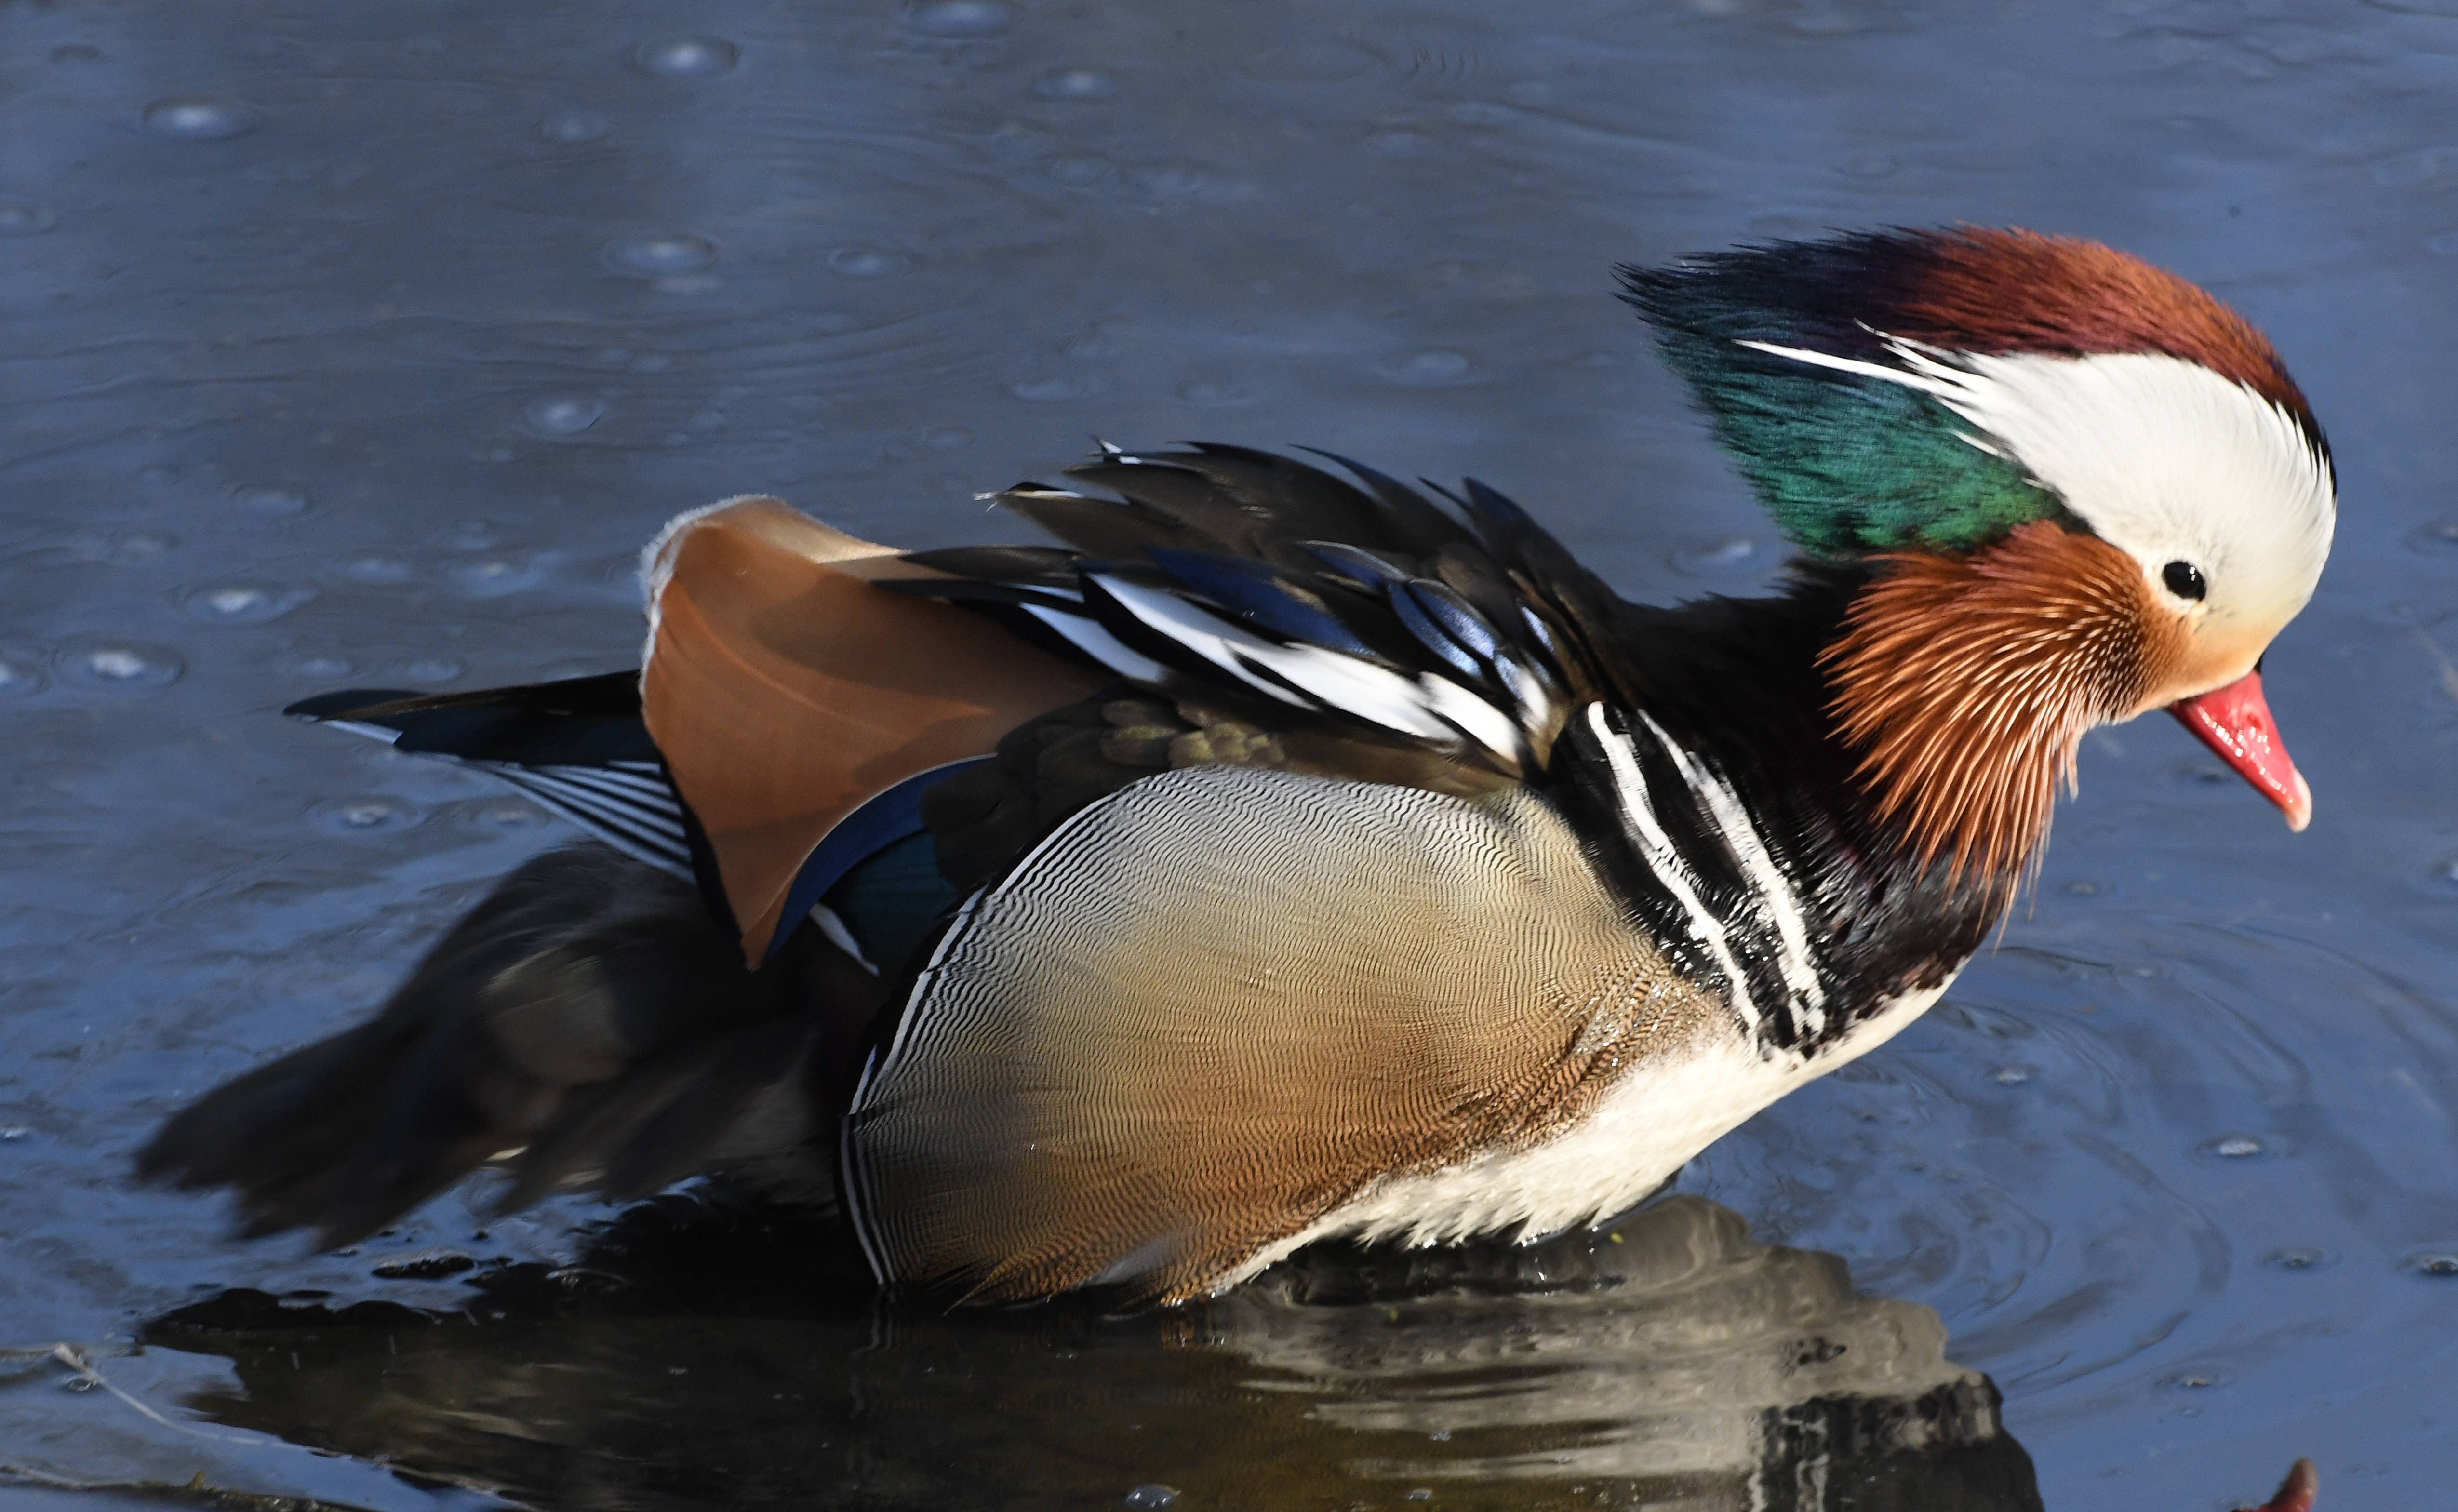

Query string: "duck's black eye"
[[2162, 560, 2207, 601]]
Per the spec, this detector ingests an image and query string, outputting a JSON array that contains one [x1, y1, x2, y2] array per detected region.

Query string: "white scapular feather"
[[1089, 574, 1528, 759]]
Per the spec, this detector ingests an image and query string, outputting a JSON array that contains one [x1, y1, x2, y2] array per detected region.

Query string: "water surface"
[[2, 1, 2455, 1508]]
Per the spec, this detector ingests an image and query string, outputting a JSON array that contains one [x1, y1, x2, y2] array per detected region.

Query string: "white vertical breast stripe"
[[1584, 703, 1762, 1032], [1635, 712, 1826, 1032]]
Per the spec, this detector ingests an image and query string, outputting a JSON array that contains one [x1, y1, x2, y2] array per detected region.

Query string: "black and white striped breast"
[[1558, 702, 1853, 1056]]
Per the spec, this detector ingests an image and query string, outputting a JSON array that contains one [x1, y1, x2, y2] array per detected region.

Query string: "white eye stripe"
[[1742, 339, 2332, 630]]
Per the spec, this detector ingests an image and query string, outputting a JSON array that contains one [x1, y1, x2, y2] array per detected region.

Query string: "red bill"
[[2169, 668, 2311, 831]]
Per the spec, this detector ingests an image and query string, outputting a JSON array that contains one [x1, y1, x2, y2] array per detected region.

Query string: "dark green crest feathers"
[[1618, 232, 2067, 558]]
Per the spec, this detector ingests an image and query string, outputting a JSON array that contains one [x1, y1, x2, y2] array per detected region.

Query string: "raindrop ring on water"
[[57, 640, 184, 693], [0, 198, 59, 236], [143, 96, 258, 139], [902, 0, 1013, 35], [1377, 348, 1474, 385], [633, 37, 738, 77], [181, 582, 313, 624], [539, 111, 611, 143], [309, 796, 422, 835], [525, 396, 605, 436], [828, 246, 912, 277], [608, 233, 717, 274], [1035, 67, 1117, 98], [1670, 535, 1760, 576]]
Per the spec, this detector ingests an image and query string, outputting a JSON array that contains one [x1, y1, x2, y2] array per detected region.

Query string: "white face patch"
[[1739, 340, 2336, 646]]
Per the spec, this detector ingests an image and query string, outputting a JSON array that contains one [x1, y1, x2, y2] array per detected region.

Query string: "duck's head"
[[1621, 228, 2334, 883]]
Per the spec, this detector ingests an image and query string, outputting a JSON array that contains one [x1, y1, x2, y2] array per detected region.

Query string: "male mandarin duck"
[[140, 228, 2334, 1306]]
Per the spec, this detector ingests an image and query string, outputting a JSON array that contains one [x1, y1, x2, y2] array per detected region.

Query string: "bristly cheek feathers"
[[1820, 522, 2186, 883]]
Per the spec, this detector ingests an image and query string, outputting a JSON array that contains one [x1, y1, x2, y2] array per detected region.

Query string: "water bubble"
[[0, 198, 59, 236], [1013, 375, 1089, 402], [1405, 1493, 1433, 1504], [449, 556, 546, 597], [233, 483, 310, 516], [2406, 518, 2458, 555], [282, 653, 354, 680], [2162, 1368, 2229, 1391], [538, 111, 611, 143], [2403, 1249, 2458, 1277], [2201, 1134, 2267, 1159], [1366, 128, 1433, 158], [396, 656, 464, 684], [1046, 154, 1113, 186], [2261, 1247, 2337, 1272], [181, 581, 313, 624], [144, 96, 259, 140], [902, 0, 1013, 35], [1670, 535, 1760, 575], [525, 395, 604, 435], [1035, 67, 1117, 98], [2370, 599, 2451, 628], [0, 653, 48, 698], [1989, 1064, 2037, 1086], [462, 799, 548, 832], [0, 1125, 26, 1140], [2062, 880, 2101, 896], [1249, 40, 1381, 81], [1122, 1488, 1178, 1510], [608, 232, 716, 274], [1125, 160, 1211, 197], [632, 37, 737, 77], [1377, 348, 1474, 385], [59, 641, 184, 692], [2371, 146, 2457, 185], [337, 555, 414, 585], [310, 796, 422, 835], [827, 246, 913, 277]]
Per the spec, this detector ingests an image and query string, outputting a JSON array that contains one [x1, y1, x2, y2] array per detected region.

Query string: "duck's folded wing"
[[844, 763, 1721, 1307], [886, 441, 1623, 793]]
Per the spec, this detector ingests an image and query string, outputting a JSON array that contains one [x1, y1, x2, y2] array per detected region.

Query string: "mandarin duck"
[[141, 228, 2333, 1306]]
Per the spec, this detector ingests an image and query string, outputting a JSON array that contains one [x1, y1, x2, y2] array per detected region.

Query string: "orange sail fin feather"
[[641, 496, 1105, 962]]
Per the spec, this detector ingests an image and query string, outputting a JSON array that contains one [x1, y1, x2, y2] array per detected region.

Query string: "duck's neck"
[[1553, 569, 2011, 1056]]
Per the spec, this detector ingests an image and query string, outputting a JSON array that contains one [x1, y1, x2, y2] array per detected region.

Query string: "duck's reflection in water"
[[148, 1195, 2040, 1511]]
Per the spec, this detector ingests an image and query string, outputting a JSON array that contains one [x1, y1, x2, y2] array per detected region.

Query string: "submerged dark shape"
[[141, 230, 2332, 1308]]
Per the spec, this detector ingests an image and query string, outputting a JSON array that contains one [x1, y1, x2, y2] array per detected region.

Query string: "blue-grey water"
[[2, 1, 2455, 1508]]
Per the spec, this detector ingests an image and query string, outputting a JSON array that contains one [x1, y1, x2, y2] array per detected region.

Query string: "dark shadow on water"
[[145, 1194, 2040, 1511]]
